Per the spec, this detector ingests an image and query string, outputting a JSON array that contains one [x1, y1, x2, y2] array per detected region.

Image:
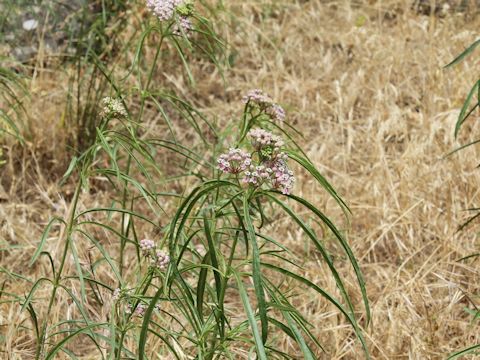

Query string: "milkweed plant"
[[21, 1, 370, 359]]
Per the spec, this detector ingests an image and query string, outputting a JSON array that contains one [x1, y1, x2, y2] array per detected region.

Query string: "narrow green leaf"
[[287, 151, 350, 215], [447, 344, 480, 359], [455, 80, 479, 138], [44, 323, 107, 359], [30, 217, 65, 266], [445, 39, 480, 68], [243, 195, 268, 344], [234, 271, 268, 360]]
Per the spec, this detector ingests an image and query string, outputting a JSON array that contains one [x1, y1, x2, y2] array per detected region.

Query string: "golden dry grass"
[[2, 0, 480, 359]]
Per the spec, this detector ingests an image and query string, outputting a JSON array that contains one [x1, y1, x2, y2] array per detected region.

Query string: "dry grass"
[[2, 0, 480, 358]]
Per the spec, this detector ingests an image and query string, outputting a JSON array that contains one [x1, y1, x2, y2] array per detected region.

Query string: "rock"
[[22, 19, 38, 31]]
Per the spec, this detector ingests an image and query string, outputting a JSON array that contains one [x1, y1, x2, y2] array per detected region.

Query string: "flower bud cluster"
[[139, 239, 170, 271], [265, 103, 286, 122], [146, 1, 194, 37], [112, 288, 161, 318], [242, 89, 286, 122], [249, 128, 284, 153], [146, 0, 183, 21], [100, 97, 127, 118], [173, 16, 193, 36], [127, 303, 147, 317]]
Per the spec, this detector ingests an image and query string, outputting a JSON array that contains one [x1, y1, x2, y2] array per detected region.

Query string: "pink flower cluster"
[[112, 288, 161, 319], [242, 89, 273, 105], [154, 250, 170, 270], [139, 239, 170, 270], [146, 0, 194, 37], [100, 97, 127, 118], [218, 129, 295, 194], [112, 288, 121, 301], [266, 103, 286, 122], [270, 159, 295, 194], [173, 16, 193, 36], [242, 89, 286, 122], [140, 239, 155, 253], [126, 302, 161, 317], [243, 165, 271, 185], [127, 303, 147, 317], [217, 148, 252, 174], [146, 0, 183, 21], [248, 128, 284, 152], [242, 157, 295, 194]]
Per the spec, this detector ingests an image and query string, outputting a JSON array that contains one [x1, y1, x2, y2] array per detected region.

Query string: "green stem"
[[36, 179, 82, 359], [119, 32, 165, 277], [115, 329, 127, 360]]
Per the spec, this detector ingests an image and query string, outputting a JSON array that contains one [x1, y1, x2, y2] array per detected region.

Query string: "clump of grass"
[[18, 1, 369, 359]]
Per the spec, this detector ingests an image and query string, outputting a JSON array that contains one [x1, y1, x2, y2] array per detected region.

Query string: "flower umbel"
[[243, 165, 271, 185], [139, 239, 170, 270], [270, 159, 295, 194], [146, 0, 194, 35], [242, 89, 273, 106], [127, 303, 147, 317], [146, 0, 184, 21], [173, 16, 193, 36], [266, 103, 286, 122], [112, 288, 121, 301], [217, 148, 252, 174], [140, 239, 155, 254], [248, 128, 284, 158], [243, 89, 285, 122], [218, 129, 295, 194], [100, 97, 127, 118], [154, 250, 170, 270]]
